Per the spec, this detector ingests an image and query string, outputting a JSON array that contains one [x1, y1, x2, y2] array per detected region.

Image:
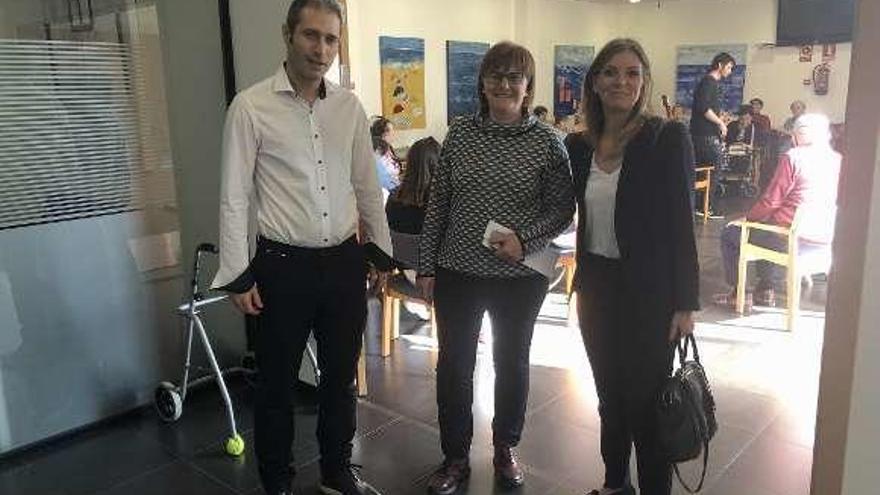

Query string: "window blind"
[[0, 38, 175, 230]]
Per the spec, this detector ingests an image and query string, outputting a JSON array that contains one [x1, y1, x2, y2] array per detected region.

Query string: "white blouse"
[[584, 155, 621, 259]]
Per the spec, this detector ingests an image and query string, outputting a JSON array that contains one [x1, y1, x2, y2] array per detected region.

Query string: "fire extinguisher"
[[812, 63, 831, 95]]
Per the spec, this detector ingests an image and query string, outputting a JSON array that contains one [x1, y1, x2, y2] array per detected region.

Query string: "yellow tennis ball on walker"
[[225, 434, 245, 456]]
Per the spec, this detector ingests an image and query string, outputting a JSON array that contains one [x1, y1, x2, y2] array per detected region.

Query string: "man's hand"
[[718, 121, 728, 139], [668, 310, 695, 341], [488, 231, 524, 264], [417, 276, 435, 304], [231, 285, 263, 315], [367, 266, 388, 296]]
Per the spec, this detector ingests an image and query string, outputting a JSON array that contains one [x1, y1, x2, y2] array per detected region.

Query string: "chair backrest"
[[788, 207, 833, 275], [390, 231, 420, 269]]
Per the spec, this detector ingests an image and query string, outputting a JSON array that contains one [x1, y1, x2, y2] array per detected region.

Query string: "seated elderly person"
[[783, 100, 807, 134], [715, 113, 841, 308], [726, 104, 755, 146]]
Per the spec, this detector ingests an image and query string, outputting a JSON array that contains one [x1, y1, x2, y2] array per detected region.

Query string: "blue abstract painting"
[[676, 44, 747, 114], [446, 41, 489, 123], [554, 45, 594, 118]]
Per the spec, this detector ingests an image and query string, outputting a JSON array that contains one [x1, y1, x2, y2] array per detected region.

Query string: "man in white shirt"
[[211, 1, 391, 493]]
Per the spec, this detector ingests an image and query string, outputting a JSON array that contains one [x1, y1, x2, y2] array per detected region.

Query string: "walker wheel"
[[225, 433, 245, 456], [743, 184, 759, 198], [154, 381, 183, 422]]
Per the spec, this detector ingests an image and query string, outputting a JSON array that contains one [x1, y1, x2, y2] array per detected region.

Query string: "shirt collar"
[[272, 63, 334, 100]]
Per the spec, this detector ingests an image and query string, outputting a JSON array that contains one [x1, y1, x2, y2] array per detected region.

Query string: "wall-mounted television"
[[776, 0, 856, 46]]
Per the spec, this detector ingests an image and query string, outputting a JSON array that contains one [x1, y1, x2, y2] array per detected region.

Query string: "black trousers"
[[251, 236, 366, 493], [578, 253, 674, 495], [434, 267, 548, 460]]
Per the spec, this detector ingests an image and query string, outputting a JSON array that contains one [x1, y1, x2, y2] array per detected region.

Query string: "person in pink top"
[[716, 113, 841, 307]]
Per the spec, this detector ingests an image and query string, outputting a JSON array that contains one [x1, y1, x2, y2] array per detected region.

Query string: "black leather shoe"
[[493, 446, 525, 488], [585, 485, 636, 495], [427, 459, 470, 495], [319, 465, 381, 495]]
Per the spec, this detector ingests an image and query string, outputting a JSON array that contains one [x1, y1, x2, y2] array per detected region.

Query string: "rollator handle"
[[197, 243, 219, 254]]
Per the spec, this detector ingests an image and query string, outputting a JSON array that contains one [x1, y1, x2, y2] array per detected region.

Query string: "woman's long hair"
[[582, 38, 653, 145], [370, 115, 399, 162], [391, 137, 439, 207]]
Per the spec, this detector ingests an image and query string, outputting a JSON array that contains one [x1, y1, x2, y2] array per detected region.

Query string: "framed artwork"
[[379, 36, 426, 130], [446, 40, 489, 123], [553, 45, 594, 118], [822, 43, 836, 61], [799, 44, 813, 62]]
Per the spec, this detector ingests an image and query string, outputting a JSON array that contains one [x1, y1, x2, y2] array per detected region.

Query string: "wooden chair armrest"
[[695, 165, 715, 172], [732, 219, 792, 236]]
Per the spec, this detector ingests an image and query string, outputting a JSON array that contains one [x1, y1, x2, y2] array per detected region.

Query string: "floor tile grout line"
[[85, 458, 181, 495], [182, 456, 252, 494]]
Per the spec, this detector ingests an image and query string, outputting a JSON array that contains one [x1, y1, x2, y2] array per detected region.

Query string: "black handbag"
[[656, 334, 717, 493]]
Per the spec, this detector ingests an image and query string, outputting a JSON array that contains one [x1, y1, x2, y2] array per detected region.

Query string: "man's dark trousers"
[[251, 236, 366, 493]]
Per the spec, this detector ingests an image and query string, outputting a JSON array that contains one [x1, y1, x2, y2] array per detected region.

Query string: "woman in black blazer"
[[564, 39, 699, 495]]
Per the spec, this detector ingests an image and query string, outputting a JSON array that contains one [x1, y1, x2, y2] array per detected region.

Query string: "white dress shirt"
[[584, 155, 621, 259], [212, 65, 392, 289]]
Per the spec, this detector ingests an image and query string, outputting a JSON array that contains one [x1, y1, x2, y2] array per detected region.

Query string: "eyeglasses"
[[484, 71, 526, 86]]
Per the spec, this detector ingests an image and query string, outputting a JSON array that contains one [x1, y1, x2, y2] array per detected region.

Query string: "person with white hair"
[[783, 100, 807, 133], [715, 113, 841, 308]]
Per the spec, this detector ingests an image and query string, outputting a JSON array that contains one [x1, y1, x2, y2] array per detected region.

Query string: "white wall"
[[518, 0, 620, 113], [347, 0, 513, 145], [342, 0, 852, 146], [619, 0, 850, 124]]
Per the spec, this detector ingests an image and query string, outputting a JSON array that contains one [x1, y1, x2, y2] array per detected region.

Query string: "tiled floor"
[[0, 208, 825, 495]]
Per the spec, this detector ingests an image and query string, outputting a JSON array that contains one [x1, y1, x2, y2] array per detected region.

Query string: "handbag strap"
[[673, 438, 709, 493], [675, 334, 702, 367]]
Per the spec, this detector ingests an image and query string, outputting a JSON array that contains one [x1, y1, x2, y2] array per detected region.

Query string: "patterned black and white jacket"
[[418, 113, 576, 279]]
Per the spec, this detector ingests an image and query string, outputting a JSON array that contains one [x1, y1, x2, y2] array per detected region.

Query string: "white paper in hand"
[[483, 220, 560, 280]]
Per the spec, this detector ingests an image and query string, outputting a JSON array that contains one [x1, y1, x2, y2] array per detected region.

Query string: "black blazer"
[[565, 117, 700, 314]]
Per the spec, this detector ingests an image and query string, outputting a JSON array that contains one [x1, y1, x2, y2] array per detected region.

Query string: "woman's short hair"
[[392, 137, 440, 207], [581, 38, 653, 143], [477, 41, 536, 118]]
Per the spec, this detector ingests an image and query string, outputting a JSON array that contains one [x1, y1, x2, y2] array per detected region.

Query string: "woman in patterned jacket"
[[417, 41, 576, 494]]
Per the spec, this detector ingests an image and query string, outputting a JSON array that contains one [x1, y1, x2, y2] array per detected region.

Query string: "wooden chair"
[[357, 336, 367, 396], [694, 165, 715, 224], [380, 231, 436, 357], [550, 231, 577, 324], [733, 209, 832, 331]]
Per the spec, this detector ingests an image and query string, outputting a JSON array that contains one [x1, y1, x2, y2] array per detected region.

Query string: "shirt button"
[[323, 238, 328, 243], [320, 186, 326, 191], [318, 160, 323, 164], [323, 212, 328, 217], [314, 134, 319, 138]]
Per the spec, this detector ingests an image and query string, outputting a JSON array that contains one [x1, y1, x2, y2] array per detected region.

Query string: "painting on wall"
[[446, 40, 489, 123], [554, 45, 594, 118], [379, 36, 426, 130], [675, 44, 748, 114]]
